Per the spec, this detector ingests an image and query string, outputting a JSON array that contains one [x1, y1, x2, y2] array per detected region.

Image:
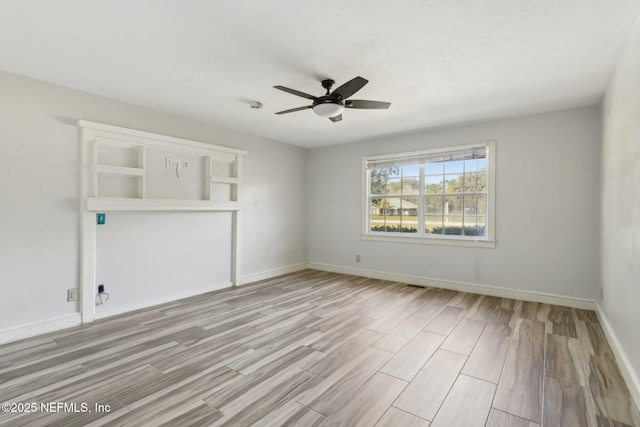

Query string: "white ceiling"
[[1, 1, 638, 148]]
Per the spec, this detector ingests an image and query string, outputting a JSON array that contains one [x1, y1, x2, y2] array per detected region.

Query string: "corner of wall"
[[595, 302, 640, 413]]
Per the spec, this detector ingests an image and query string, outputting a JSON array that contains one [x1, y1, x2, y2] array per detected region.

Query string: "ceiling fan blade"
[[345, 100, 391, 109], [332, 76, 368, 100], [273, 85, 318, 100], [275, 105, 312, 115], [329, 114, 342, 122]]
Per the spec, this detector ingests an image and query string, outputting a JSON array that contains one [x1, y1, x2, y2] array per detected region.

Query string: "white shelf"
[[86, 198, 243, 212], [211, 176, 239, 184], [96, 165, 145, 176]]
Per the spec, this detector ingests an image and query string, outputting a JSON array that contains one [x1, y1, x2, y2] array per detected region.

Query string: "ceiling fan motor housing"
[[321, 79, 336, 94]]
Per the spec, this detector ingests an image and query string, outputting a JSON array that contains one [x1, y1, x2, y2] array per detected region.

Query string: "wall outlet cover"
[[67, 288, 79, 302]]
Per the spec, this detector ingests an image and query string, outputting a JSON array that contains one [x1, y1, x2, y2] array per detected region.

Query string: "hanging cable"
[[96, 285, 110, 305], [97, 291, 110, 305], [176, 162, 180, 179]]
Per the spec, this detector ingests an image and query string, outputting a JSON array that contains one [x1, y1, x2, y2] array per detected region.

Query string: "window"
[[363, 141, 496, 247]]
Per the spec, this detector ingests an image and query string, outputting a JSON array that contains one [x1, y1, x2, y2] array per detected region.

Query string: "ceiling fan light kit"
[[312, 101, 344, 118], [273, 76, 390, 122]]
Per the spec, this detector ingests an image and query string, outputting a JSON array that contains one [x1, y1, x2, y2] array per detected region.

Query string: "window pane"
[[445, 196, 463, 214], [476, 172, 487, 193], [401, 197, 418, 214], [445, 160, 465, 174], [464, 196, 477, 214], [370, 176, 384, 195], [425, 196, 444, 214], [476, 216, 486, 237], [445, 174, 463, 193], [477, 158, 487, 172], [398, 198, 418, 233], [370, 198, 382, 215], [425, 162, 443, 175], [370, 197, 400, 232], [463, 218, 478, 236], [402, 178, 420, 194], [476, 195, 486, 215], [425, 215, 443, 234], [369, 198, 384, 231], [402, 164, 420, 176], [444, 216, 463, 234], [380, 197, 401, 216], [370, 168, 388, 195], [465, 158, 478, 173], [425, 175, 444, 194], [464, 173, 478, 192], [385, 178, 402, 195]]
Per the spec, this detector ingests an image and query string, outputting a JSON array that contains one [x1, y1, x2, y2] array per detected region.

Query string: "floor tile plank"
[[545, 333, 588, 386], [375, 407, 431, 427], [493, 320, 545, 423], [430, 374, 496, 427], [485, 408, 539, 427], [543, 376, 597, 427], [424, 306, 466, 335], [297, 347, 393, 416], [321, 372, 407, 427], [440, 318, 486, 356], [393, 349, 467, 421], [379, 331, 445, 381], [372, 315, 431, 353], [461, 324, 511, 383]]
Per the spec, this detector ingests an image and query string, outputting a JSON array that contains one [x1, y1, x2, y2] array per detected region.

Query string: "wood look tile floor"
[[1, 270, 639, 426]]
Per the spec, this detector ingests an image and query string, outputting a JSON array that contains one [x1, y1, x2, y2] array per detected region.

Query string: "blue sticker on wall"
[[97, 213, 106, 225]]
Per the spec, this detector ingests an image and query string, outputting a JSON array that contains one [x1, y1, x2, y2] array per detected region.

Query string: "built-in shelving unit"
[[79, 120, 248, 323], [81, 120, 246, 210]]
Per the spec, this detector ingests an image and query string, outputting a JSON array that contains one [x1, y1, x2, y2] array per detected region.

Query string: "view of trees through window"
[[368, 152, 487, 237]]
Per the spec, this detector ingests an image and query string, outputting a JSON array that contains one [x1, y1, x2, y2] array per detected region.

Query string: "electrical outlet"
[[166, 157, 173, 167], [355, 254, 361, 263], [67, 288, 79, 302], [183, 160, 190, 169]]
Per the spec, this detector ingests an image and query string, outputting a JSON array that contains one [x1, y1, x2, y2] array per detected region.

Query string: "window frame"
[[361, 141, 496, 248]]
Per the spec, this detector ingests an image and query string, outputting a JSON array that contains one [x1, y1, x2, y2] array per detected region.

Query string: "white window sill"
[[361, 233, 496, 248]]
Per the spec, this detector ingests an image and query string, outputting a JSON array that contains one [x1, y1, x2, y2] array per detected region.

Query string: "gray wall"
[[0, 71, 308, 330], [600, 17, 640, 401], [308, 106, 601, 299]]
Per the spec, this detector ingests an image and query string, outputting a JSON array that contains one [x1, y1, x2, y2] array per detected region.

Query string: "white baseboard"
[[0, 263, 308, 345], [94, 281, 234, 320], [95, 263, 310, 321], [594, 302, 640, 413], [307, 262, 596, 310], [0, 313, 82, 345], [240, 263, 309, 285]]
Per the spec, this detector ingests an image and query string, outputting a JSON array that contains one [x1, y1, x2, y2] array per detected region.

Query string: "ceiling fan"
[[273, 76, 391, 122]]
